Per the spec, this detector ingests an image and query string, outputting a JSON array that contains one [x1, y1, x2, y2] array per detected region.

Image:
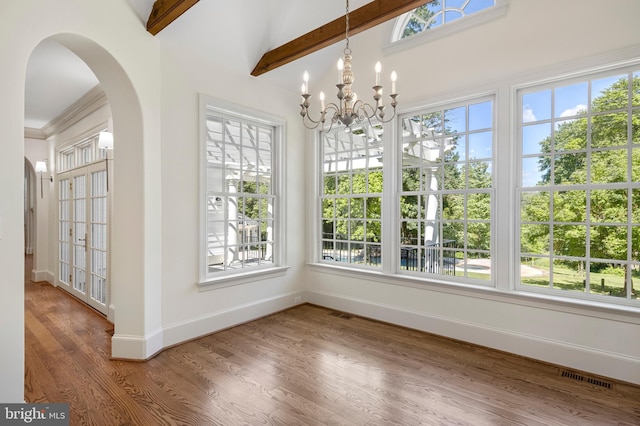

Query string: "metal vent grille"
[[328, 311, 353, 319], [561, 370, 612, 389]]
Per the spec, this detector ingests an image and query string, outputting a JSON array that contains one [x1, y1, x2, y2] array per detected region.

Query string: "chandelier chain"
[[345, 0, 350, 51]]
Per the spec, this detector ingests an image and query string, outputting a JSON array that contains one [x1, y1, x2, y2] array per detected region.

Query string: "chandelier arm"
[[323, 120, 337, 133], [353, 100, 377, 119], [301, 115, 323, 129], [301, 102, 343, 130], [301, 105, 324, 127], [323, 102, 341, 115], [354, 100, 397, 124]]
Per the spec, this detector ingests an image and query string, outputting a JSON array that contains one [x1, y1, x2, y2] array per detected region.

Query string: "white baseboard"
[[111, 327, 163, 360], [31, 269, 53, 284], [306, 290, 640, 386], [110, 291, 305, 360], [108, 304, 116, 324], [162, 291, 305, 349]]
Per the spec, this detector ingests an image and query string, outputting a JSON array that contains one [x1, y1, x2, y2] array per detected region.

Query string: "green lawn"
[[522, 264, 637, 298]]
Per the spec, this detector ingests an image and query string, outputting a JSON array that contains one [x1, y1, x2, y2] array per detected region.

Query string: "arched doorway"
[[45, 33, 163, 361], [2, 7, 162, 403], [21, 32, 160, 359], [25, 38, 119, 320]]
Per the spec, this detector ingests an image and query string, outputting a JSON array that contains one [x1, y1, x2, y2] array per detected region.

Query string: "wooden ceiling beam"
[[147, 0, 200, 35], [251, 0, 432, 77]]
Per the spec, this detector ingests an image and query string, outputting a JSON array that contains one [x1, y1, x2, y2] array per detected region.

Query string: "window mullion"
[[383, 120, 398, 275]]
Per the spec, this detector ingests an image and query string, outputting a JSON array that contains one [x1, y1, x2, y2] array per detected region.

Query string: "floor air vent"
[[328, 311, 353, 319], [561, 370, 612, 389]]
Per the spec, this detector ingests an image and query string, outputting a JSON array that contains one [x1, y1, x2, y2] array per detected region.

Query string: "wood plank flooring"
[[24, 257, 640, 425]]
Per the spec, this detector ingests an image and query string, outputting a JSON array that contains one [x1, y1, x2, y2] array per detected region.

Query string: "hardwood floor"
[[24, 258, 640, 425]]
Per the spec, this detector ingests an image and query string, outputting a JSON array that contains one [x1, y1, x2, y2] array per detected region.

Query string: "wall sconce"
[[34, 161, 52, 199], [98, 131, 114, 150], [98, 131, 114, 191]]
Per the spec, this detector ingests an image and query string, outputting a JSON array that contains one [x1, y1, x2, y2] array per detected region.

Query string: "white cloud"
[[560, 104, 587, 118], [522, 107, 536, 123]]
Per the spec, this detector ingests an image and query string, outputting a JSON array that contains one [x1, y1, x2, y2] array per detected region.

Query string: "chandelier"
[[300, 0, 398, 133]]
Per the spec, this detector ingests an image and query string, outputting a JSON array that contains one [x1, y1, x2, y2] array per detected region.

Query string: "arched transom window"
[[392, 0, 500, 42]]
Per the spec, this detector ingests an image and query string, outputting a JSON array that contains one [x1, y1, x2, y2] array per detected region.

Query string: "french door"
[[57, 163, 109, 315]]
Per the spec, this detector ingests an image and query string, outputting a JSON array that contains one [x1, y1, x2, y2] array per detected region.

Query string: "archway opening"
[[24, 33, 148, 357]]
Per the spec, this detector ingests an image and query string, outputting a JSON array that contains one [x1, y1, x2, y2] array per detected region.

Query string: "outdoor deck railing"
[[322, 239, 456, 275]]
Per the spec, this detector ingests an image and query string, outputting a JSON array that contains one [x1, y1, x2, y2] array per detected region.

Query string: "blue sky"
[[520, 73, 630, 187]]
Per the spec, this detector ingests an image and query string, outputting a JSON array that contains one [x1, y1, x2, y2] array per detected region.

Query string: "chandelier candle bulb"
[[375, 61, 381, 86], [320, 91, 325, 111], [303, 71, 309, 94], [391, 71, 397, 95]]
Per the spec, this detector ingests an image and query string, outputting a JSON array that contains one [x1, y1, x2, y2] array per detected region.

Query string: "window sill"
[[198, 266, 290, 291], [307, 262, 640, 324]]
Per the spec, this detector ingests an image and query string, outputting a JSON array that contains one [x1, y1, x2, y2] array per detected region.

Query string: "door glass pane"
[[73, 175, 86, 294], [90, 170, 108, 306], [58, 178, 70, 284]]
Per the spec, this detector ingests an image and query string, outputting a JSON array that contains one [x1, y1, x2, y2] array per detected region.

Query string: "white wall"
[[156, 25, 308, 347], [24, 138, 51, 282], [0, 0, 162, 401], [1, 0, 309, 402], [305, 0, 640, 385]]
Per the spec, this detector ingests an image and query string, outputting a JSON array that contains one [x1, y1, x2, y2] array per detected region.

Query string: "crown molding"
[[39, 85, 108, 138], [24, 127, 47, 140]]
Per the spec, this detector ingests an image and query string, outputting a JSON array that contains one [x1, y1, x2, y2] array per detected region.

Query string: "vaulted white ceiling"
[[24, 0, 375, 131]]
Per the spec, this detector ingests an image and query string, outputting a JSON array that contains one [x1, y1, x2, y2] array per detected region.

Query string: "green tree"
[[402, 1, 439, 38], [522, 75, 640, 295]]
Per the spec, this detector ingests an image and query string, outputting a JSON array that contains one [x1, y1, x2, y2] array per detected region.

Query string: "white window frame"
[[515, 64, 640, 306], [311, 49, 640, 312], [313, 94, 496, 288], [383, 0, 508, 56], [198, 95, 288, 289], [319, 123, 385, 270], [57, 131, 107, 173], [397, 95, 496, 286]]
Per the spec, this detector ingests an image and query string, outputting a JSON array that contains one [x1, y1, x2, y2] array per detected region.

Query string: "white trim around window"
[[514, 64, 640, 307], [310, 47, 640, 312], [383, 0, 509, 56], [198, 95, 288, 289]]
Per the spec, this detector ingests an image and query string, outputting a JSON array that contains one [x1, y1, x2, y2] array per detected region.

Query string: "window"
[[59, 148, 75, 172], [518, 68, 640, 303], [200, 97, 284, 283], [399, 0, 496, 39], [386, 0, 507, 54], [321, 123, 383, 268], [57, 132, 107, 173], [399, 98, 494, 282], [317, 96, 495, 286], [313, 51, 637, 307]]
